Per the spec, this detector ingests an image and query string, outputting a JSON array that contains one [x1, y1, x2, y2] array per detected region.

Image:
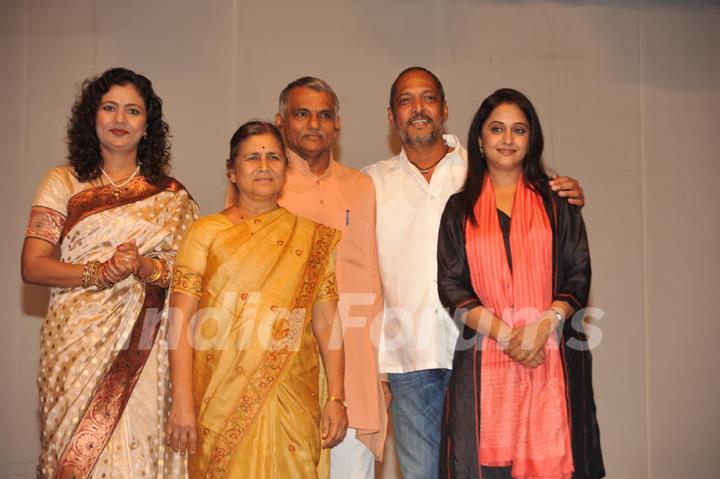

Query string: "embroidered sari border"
[[61, 177, 187, 241], [204, 224, 338, 478], [51, 284, 167, 479]]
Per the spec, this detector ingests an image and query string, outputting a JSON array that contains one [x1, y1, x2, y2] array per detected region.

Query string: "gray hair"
[[278, 76, 340, 118]]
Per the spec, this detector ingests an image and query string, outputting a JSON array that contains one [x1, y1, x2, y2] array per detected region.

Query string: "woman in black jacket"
[[437, 88, 604, 479]]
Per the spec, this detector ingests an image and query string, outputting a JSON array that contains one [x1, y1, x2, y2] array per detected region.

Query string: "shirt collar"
[[397, 134, 465, 170], [286, 148, 337, 180]]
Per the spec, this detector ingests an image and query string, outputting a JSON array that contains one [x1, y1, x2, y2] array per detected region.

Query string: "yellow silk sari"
[[27, 166, 198, 478], [171, 207, 340, 479]]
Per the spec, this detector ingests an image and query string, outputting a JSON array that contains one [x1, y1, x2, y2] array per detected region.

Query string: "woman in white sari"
[[21, 68, 197, 479]]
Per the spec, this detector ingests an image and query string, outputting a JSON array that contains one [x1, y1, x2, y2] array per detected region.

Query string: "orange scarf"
[[465, 175, 573, 479]]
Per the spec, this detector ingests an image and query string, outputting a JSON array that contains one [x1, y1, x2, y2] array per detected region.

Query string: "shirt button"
[[430, 195, 436, 200], [319, 199, 324, 204]]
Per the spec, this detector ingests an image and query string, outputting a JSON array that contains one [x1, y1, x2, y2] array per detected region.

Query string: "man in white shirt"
[[363, 66, 584, 478]]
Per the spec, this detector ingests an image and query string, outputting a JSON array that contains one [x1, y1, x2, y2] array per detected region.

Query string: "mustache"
[[302, 129, 325, 138], [406, 112, 433, 127]]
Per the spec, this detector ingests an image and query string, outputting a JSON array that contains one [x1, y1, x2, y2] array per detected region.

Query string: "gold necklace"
[[101, 165, 140, 199], [409, 143, 450, 174]]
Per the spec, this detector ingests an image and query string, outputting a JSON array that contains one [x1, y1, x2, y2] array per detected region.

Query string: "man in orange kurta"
[[275, 77, 389, 478]]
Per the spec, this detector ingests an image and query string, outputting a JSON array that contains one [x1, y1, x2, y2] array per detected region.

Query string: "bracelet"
[[327, 396, 348, 408], [549, 307, 565, 323], [136, 258, 163, 283], [158, 260, 172, 288], [81, 261, 98, 288], [136, 258, 171, 287], [82, 260, 114, 290]]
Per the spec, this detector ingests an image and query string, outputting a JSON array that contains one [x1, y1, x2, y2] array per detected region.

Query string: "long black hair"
[[67, 67, 170, 184], [462, 88, 550, 225]]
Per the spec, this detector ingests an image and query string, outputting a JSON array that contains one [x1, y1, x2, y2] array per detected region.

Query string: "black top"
[[497, 209, 512, 271]]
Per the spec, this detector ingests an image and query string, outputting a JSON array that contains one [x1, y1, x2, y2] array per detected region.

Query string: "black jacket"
[[437, 185, 605, 479]]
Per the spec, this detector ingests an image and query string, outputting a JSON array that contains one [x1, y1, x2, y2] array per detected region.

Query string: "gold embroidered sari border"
[[61, 177, 187, 241], [51, 285, 167, 479], [203, 224, 339, 478]]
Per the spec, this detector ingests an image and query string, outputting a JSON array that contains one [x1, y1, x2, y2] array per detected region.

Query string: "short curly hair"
[[67, 67, 171, 184]]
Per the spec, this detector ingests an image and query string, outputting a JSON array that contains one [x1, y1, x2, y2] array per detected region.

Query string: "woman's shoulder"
[[537, 180, 584, 225], [188, 213, 231, 233], [32, 165, 84, 210], [158, 175, 189, 193], [292, 214, 341, 244], [442, 191, 466, 222], [294, 213, 338, 233], [39, 165, 81, 189], [446, 190, 465, 208], [197, 212, 231, 225]]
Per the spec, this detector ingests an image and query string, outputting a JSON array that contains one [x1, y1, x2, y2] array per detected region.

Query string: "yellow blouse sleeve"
[[171, 216, 216, 300]]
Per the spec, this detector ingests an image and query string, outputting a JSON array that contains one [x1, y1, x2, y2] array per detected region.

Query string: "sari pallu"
[[28, 166, 198, 478], [171, 208, 341, 478]]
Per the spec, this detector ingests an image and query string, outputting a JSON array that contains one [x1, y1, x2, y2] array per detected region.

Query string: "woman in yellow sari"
[[21, 68, 197, 478], [165, 121, 348, 478]]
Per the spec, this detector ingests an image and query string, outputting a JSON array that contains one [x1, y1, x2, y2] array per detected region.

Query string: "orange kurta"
[[279, 150, 387, 459]]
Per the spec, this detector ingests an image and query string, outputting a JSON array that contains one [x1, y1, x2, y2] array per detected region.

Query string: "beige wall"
[[2, 1, 718, 477]]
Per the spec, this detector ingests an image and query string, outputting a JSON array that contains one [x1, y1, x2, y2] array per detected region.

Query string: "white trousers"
[[330, 428, 375, 479]]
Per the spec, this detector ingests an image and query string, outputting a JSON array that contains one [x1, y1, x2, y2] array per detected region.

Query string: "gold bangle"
[[135, 258, 170, 286], [95, 261, 114, 289], [158, 261, 172, 287], [327, 396, 348, 408], [84, 260, 113, 290], [82, 261, 100, 288], [136, 257, 162, 283]]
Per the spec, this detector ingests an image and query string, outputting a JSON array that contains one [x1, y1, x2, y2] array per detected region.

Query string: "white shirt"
[[363, 134, 468, 373]]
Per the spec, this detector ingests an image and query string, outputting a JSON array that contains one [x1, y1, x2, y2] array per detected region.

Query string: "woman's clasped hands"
[[102, 241, 140, 284], [496, 310, 560, 369]]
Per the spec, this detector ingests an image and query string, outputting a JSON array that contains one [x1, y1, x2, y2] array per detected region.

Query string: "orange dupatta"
[[464, 175, 573, 479]]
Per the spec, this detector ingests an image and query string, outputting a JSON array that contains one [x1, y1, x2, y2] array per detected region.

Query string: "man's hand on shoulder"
[[549, 176, 585, 208]]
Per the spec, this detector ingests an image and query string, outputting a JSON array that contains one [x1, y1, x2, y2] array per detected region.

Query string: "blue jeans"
[[388, 368, 452, 479]]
